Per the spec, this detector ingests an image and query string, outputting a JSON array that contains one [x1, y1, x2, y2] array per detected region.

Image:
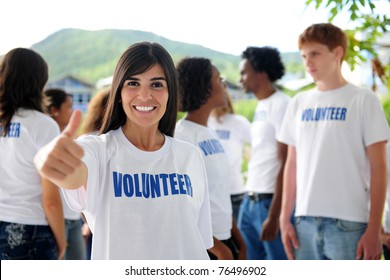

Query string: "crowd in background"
[[0, 22, 389, 260]]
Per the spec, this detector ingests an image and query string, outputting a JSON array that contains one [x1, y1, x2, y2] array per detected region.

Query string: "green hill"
[[31, 29, 240, 84], [30, 28, 304, 85]]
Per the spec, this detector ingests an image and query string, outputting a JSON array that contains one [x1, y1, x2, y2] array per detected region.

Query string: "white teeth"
[[135, 106, 154, 112]]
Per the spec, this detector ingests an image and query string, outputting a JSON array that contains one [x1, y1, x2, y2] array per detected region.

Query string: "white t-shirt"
[[175, 119, 233, 240], [63, 128, 213, 260], [277, 83, 390, 222], [0, 109, 60, 225], [208, 113, 251, 195], [245, 91, 290, 193], [61, 192, 81, 220], [384, 142, 390, 233]]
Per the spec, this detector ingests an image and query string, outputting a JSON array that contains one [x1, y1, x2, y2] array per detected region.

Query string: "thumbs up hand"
[[34, 110, 86, 189]]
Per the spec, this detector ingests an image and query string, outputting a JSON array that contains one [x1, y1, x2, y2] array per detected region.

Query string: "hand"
[[213, 244, 234, 260], [236, 247, 247, 260], [82, 222, 92, 238], [260, 217, 279, 241], [207, 239, 234, 260], [57, 239, 68, 260], [280, 220, 299, 260], [34, 110, 84, 184], [356, 229, 382, 260]]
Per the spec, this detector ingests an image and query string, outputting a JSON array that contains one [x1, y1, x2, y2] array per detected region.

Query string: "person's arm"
[[261, 142, 287, 241], [231, 219, 246, 260], [279, 145, 299, 260], [207, 237, 234, 260], [356, 141, 387, 260], [41, 177, 67, 260], [34, 110, 87, 190]]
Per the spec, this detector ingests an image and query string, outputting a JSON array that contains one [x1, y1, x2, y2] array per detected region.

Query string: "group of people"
[[0, 22, 389, 260]]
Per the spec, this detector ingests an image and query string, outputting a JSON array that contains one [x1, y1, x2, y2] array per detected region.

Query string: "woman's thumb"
[[62, 110, 82, 138]]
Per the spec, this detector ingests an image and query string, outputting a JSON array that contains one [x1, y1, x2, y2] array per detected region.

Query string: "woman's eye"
[[152, 82, 164, 88], [125, 80, 139, 86]]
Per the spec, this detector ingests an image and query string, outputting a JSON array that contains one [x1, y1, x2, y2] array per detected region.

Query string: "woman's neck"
[[121, 123, 164, 151]]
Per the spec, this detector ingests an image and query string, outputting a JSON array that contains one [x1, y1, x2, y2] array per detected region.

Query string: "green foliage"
[[233, 98, 258, 122], [381, 94, 390, 125], [305, 0, 389, 71], [32, 29, 242, 85], [31, 29, 305, 87]]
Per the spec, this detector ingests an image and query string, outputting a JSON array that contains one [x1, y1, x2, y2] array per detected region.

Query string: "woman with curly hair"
[[175, 57, 246, 260]]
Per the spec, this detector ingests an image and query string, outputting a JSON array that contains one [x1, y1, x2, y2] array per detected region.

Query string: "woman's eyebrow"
[[151, 77, 166, 81]]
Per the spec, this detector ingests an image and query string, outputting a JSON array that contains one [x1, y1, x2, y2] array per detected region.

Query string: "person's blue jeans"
[[64, 219, 86, 260], [237, 195, 287, 260], [231, 193, 245, 222], [0, 221, 57, 260], [294, 216, 367, 260], [383, 245, 390, 260]]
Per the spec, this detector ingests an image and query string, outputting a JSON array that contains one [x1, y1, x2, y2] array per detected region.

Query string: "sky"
[[1, 0, 389, 56]]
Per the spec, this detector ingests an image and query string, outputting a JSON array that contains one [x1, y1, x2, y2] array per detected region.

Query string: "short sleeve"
[[277, 97, 297, 146], [361, 93, 390, 147]]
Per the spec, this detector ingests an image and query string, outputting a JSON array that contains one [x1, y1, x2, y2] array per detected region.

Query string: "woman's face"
[[53, 95, 73, 131], [209, 66, 227, 109], [120, 64, 168, 130]]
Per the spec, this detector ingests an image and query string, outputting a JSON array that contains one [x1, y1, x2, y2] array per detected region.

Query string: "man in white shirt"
[[278, 23, 390, 260]]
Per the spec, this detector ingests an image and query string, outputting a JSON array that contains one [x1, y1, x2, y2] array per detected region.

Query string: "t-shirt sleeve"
[[195, 149, 214, 249], [277, 98, 296, 146], [33, 117, 60, 148], [61, 136, 104, 232], [272, 97, 290, 136], [362, 93, 390, 147], [239, 115, 252, 144]]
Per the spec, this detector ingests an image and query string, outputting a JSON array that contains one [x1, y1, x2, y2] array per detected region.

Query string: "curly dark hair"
[[176, 57, 213, 112], [241, 46, 285, 82]]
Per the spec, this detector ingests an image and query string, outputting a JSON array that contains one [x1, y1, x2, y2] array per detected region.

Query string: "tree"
[[305, 0, 389, 89]]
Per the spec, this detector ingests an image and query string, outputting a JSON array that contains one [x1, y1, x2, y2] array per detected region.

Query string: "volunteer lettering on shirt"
[[301, 107, 347, 122], [113, 172, 193, 198], [0, 122, 21, 137], [198, 139, 225, 156]]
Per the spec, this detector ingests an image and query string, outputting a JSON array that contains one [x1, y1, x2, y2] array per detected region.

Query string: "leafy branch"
[[305, 0, 389, 70]]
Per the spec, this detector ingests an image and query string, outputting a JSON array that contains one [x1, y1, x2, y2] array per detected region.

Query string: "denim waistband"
[[0, 221, 53, 239], [247, 192, 273, 201]]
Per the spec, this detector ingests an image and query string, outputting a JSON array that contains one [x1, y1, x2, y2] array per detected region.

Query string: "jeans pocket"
[[294, 216, 303, 225], [336, 219, 367, 232]]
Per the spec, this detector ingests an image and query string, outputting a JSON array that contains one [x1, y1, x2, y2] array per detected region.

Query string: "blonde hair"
[[211, 90, 235, 123], [81, 87, 110, 135]]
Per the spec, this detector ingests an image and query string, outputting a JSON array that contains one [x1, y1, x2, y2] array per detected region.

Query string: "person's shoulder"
[[351, 83, 373, 94], [170, 136, 198, 150], [276, 90, 292, 100], [289, 88, 313, 102], [345, 83, 380, 100], [232, 113, 251, 124], [77, 129, 116, 144], [170, 136, 203, 154], [24, 110, 59, 131]]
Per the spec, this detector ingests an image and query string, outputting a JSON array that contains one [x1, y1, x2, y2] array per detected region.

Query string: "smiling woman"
[[120, 64, 169, 140], [33, 42, 213, 260]]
